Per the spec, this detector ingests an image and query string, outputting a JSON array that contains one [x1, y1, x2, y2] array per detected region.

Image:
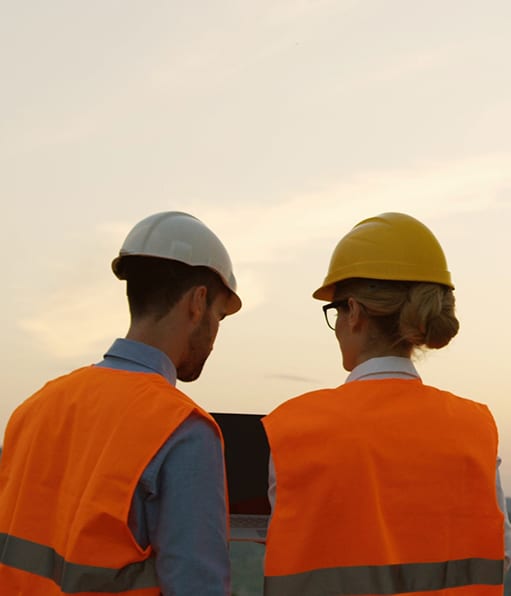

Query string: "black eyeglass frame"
[[322, 299, 349, 330]]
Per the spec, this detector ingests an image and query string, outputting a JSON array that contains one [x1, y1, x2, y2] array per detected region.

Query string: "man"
[[0, 211, 241, 595]]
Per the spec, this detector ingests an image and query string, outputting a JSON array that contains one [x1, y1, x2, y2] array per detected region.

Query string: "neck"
[[126, 313, 187, 368], [350, 338, 411, 369]]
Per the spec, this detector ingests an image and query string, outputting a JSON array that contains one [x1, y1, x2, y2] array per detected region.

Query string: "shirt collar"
[[345, 356, 421, 384], [102, 338, 177, 386]]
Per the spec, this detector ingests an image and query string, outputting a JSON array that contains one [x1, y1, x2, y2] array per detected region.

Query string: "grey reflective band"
[[0, 533, 158, 593], [264, 558, 504, 596]]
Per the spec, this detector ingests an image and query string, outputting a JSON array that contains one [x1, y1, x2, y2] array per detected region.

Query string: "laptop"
[[211, 413, 270, 543]]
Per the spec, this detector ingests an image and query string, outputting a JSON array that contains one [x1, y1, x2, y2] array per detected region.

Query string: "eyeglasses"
[[322, 299, 349, 330]]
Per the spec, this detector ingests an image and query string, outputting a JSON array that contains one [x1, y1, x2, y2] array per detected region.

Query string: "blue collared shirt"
[[96, 338, 230, 596]]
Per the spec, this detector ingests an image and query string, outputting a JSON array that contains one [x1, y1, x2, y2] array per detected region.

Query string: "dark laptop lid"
[[210, 412, 271, 515]]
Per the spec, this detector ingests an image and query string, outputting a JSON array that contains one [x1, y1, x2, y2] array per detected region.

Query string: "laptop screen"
[[211, 412, 271, 515]]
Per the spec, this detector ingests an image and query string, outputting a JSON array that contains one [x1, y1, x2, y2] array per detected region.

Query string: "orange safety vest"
[[0, 366, 227, 595], [263, 378, 504, 596]]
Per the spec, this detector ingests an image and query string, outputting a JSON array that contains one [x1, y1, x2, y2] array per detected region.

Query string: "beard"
[[177, 310, 215, 382]]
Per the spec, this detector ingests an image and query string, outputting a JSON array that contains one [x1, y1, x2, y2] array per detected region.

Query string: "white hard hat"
[[112, 211, 242, 314]]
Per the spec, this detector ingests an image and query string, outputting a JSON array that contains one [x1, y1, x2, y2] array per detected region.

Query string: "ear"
[[187, 285, 208, 324], [347, 298, 365, 331]]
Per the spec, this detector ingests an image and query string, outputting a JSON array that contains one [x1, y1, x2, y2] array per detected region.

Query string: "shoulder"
[[423, 383, 493, 412], [419, 384, 497, 434], [139, 413, 223, 495], [174, 412, 222, 442], [157, 413, 221, 459]]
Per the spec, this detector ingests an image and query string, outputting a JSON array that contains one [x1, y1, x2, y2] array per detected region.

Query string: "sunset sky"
[[2, 1, 511, 489]]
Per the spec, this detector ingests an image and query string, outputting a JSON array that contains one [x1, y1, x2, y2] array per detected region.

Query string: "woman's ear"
[[347, 297, 365, 331]]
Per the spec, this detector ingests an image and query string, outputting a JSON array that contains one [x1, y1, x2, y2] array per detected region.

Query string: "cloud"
[[360, 47, 451, 86], [16, 222, 130, 361], [18, 281, 128, 361], [17, 152, 509, 360], [183, 152, 511, 264], [101, 151, 511, 312], [266, 373, 321, 384], [15, 215, 268, 360]]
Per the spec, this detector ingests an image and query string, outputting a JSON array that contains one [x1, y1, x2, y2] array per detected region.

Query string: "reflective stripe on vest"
[[264, 558, 504, 596], [0, 533, 158, 593]]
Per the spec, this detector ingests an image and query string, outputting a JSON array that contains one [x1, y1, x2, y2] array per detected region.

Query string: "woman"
[[263, 212, 506, 596]]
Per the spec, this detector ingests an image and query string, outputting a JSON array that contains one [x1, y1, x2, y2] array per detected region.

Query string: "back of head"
[[314, 212, 459, 353], [112, 211, 242, 317], [118, 256, 228, 321], [333, 277, 459, 352]]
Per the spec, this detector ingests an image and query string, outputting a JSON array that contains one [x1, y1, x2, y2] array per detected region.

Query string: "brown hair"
[[119, 255, 226, 321], [335, 278, 459, 353]]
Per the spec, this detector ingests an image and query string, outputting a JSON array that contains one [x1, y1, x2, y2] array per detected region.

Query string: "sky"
[[1, 1, 511, 489]]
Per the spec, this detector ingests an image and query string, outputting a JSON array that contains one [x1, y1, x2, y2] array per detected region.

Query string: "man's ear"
[[187, 285, 208, 324]]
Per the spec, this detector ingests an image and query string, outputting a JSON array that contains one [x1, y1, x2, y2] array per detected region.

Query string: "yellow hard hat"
[[313, 212, 454, 301]]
